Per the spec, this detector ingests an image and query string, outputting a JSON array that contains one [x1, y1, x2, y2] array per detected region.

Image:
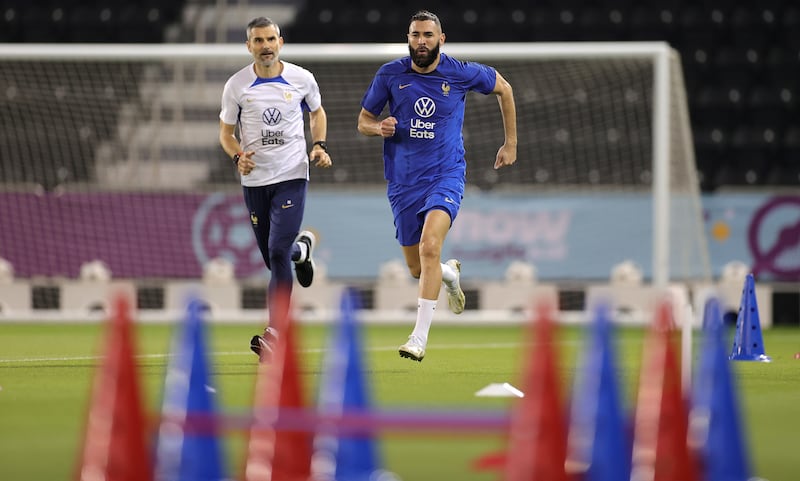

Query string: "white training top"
[[220, 61, 322, 187]]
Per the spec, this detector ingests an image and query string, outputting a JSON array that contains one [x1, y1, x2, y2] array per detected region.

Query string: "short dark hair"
[[247, 17, 281, 39], [410, 10, 442, 30]]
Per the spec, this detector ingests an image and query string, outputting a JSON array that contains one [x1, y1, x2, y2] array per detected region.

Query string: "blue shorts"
[[387, 175, 465, 246]]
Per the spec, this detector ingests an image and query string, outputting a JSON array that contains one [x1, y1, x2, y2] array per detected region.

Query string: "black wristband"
[[312, 140, 328, 152], [232, 152, 242, 164]]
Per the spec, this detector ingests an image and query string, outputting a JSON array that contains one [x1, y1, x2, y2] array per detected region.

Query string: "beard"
[[409, 42, 440, 69], [255, 50, 277, 68]]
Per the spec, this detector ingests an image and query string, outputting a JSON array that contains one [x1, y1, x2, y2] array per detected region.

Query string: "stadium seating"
[[163, 281, 242, 319], [0, 0, 181, 43], [0, 0, 797, 190], [585, 283, 692, 326], [768, 126, 800, 185], [478, 261, 559, 314], [283, 0, 798, 191], [0, 281, 32, 318], [288, 262, 346, 318], [61, 280, 138, 317]]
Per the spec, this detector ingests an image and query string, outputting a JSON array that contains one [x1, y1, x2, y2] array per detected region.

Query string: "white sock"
[[295, 241, 308, 263], [440, 262, 458, 291], [411, 298, 437, 345]]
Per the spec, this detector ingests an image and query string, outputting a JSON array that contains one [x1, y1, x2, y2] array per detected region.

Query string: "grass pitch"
[[0, 321, 798, 480]]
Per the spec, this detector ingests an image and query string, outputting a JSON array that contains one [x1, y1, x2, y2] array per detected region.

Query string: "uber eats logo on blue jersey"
[[261, 107, 285, 145], [411, 97, 436, 139]]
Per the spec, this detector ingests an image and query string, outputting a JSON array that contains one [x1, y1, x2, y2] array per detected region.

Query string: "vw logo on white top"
[[262, 108, 282, 126], [413, 97, 436, 118]]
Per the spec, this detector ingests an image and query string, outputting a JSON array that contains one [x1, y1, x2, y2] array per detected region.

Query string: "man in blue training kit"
[[219, 17, 332, 359], [357, 10, 517, 362]]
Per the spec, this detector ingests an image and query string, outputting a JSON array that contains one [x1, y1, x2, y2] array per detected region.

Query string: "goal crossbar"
[[0, 41, 672, 62]]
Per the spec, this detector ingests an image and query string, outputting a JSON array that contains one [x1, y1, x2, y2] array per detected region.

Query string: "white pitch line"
[[0, 337, 632, 366], [0, 342, 532, 365]]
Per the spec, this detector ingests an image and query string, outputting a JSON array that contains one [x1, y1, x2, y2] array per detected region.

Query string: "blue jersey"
[[361, 53, 497, 186]]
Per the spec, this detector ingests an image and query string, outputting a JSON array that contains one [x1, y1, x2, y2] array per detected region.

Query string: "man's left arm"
[[492, 71, 517, 170], [309, 106, 332, 168]]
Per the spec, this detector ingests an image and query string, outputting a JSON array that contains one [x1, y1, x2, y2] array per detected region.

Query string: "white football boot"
[[398, 335, 426, 362], [444, 259, 465, 314]]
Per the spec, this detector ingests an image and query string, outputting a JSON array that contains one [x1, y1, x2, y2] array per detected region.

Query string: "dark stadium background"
[[1, 0, 797, 192]]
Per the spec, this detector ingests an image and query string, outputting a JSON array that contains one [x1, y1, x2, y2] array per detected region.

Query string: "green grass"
[[1, 322, 799, 480]]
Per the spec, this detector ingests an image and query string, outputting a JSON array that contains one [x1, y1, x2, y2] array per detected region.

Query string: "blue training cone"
[[154, 296, 226, 481], [729, 274, 771, 362], [692, 297, 753, 481], [313, 288, 381, 481], [566, 301, 632, 481]]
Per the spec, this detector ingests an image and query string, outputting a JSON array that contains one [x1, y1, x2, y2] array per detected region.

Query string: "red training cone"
[[243, 288, 313, 481], [503, 299, 568, 481], [630, 299, 700, 481], [75, 293, 153, 481]]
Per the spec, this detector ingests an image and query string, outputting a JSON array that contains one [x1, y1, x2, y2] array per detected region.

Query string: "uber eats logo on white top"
[[261, 107, 285, 145], [411, 97, 436, 139]]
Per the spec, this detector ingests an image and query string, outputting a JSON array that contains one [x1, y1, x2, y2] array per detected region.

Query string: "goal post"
[[0, 42, 710, 320]]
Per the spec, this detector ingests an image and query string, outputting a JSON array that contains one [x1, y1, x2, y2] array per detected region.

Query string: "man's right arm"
[[358, 108, 397, 138], [219, 120, 241, 158], [219, 120, 254, 176]]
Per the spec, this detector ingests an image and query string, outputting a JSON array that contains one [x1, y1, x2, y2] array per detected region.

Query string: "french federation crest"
[[441, 81, 450, 96]]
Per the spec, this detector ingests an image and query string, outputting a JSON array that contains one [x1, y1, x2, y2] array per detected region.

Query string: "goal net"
[[0, 42, 710, 320]]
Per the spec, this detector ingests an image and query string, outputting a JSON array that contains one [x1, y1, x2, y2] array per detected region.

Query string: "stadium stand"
[[0, 0, 797, 191], [284, 0, 799, 191], [0, 0, 182, 43]]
